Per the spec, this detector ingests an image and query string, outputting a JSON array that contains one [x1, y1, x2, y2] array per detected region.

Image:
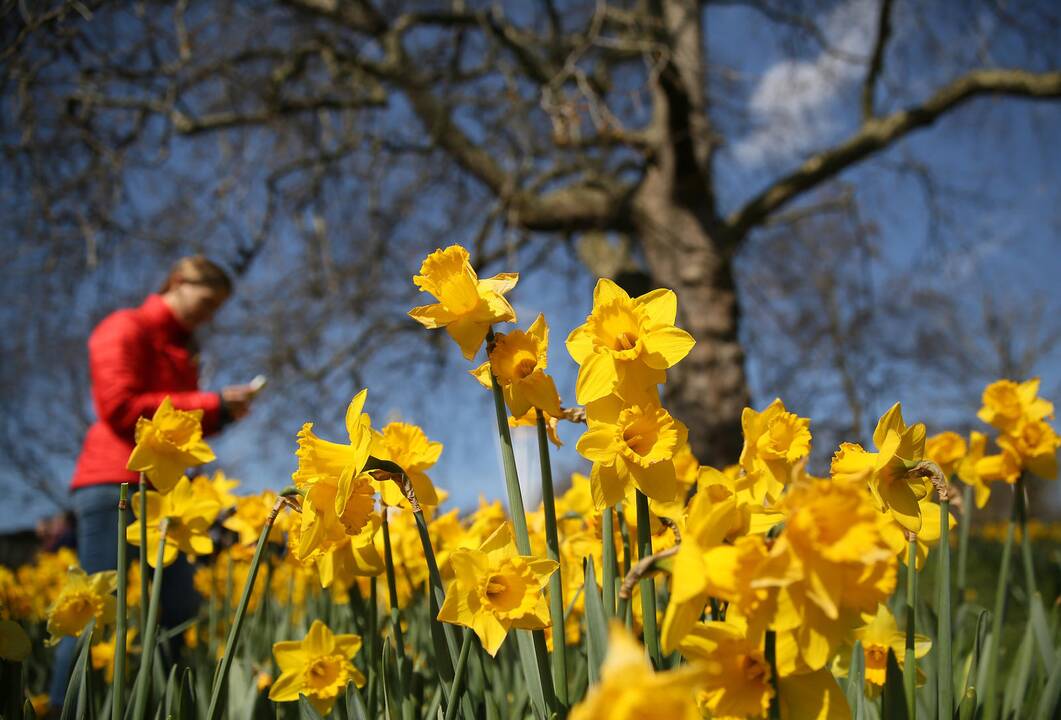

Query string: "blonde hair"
[[159, 255, 233, 295]]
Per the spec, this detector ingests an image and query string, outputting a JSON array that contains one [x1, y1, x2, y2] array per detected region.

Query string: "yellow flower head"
[[408, 244, 519, 360], [371, 421, 443, 508], [853, 604, 930, 689], [45, 567, 117, 646], [223, 491, 285, 546], [472, 313, 564, 418], [924, 431, 967, 479], [566, 279, 695, 405], [126, 476, 220, 568], [879, 496, 956, 570], [126, 396, 215, 494], [570, 621, 700, 720], [190, 470, 240, 511], [957, 431, 1000, 507], [739, 399, 812, 503], [680, 622, 774, 719], [91, 627, 137, 683], [268, 620, 366, 716], [830, 403, 929, 533], [1002, 419, 1060, 480], [977, 378, 1053, 433], [437, 522, 557, 656], [576, 395, 689, 509]]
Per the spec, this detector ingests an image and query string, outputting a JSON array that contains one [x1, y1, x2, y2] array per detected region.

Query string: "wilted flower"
[[566, 279, 694, 405], [126, 396, 215, 493], [437, 523, 557, 656], [408, 244, 518, 360], [268, 620, 366, 715]]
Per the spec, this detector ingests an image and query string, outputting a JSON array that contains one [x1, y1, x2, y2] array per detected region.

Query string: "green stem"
[[982, 484, 1019, 720], [111, 483, 129, 720], [444, 629, 474, 720], [367, 575, 378, 718], [634, 491, 661, 668], [138, 473, 148, 636], [601, 507, 616, 618], [904, 537, 918, 720], [956, 484, 973, 602], [536, 410, 569, 706], [205, 497, 285, 720], [131, 518, 168, 720], [938, 494, 953, 720], [765, 629, 781, 720], [381, 510, 411, 719], [1016, 475, 1037, 598]]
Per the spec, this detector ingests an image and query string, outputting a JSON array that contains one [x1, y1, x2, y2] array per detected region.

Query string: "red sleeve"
[[89, 312, 223, 439]]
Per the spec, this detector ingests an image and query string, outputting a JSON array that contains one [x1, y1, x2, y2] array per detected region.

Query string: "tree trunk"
[[633, 182, 749, 467]]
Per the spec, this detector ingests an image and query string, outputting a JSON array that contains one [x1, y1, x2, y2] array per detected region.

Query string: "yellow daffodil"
[[91, 627, 137, 682], [371, 421, 443, 507], [190, 470, 240, 511], [570, 621, 701, 720], [957, 432, 999, 507], [1002, 419, 1060, 480], [566, 278, 695, 405], [126, 476, 220, 568], [977, 378, 1053, 433], [437, 523, 557, 656], [576, 394, 689, 509], [223, 491, 285, 545], [740, 399, 812, 503], [408, 244, 519, 360], [880, 497, 956, 570], [45, 567, 117, 646], [471, 313, 563, 418], [830, 403, 929, 533], [924, 431, 967, 479], [268, 620, 367, 715], [294, 391, 377, 556], [679, 622, 775, 718], [847, 604, 931, 693], [125, 396, 215, 494]]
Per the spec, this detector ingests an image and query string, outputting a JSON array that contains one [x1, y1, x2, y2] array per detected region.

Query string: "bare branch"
[[861, 0, 894, 120], [728, 68, 1061, 238]]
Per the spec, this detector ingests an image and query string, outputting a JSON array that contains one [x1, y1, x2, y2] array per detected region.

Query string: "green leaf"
[[61, 622, 95, 720], [298, 694, 326, 720], [957, 687, 976, 720], [1002, 622, 1035, 718], [345, 683, 369, 720], [1034, 647, 1061, 720], [845, 641, 867, 720], [881, 648, 909, 720], [514, 630, 552, 719], [175, 668, 196, 720], [582, 558, 608, 686], [1030, 593, 1056, 673]]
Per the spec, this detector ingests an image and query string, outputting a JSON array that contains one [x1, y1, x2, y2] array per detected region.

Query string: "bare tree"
[[2, 0, 1058, 482]]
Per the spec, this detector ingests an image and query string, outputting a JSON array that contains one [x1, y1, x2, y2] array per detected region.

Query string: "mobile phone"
[[248, 374, 268, 396]]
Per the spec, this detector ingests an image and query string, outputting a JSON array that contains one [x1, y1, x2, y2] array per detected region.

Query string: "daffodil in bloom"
[[126, 476, 220, 568], [1001, 418, 1060, 480], [268, 619, 366, 715], [576, 394, 689, 509], [566, 278, 695, 404], [879, 496, 956, 570], [45, 567, 117, 646], [437, 522, 557, 656], [190, 470, 240, 511], [830, 403, 929, 533], [293, 390, 377, 557], [678, 622, 776, 718], [223, 491, 285, 545], [844, 604, 930, 693], [126, 396, 215, 494], [408, 244, 519, 359], [471, 313, 563, 419], [740, 399, 812, 503], [977, 378, 1053, 433], [370, 421, 443, 508], [924, 431, 967, 479], [569, 621, 700, 720]]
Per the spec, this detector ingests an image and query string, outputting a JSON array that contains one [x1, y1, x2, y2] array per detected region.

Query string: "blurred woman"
[[50, 256, 255, 706]]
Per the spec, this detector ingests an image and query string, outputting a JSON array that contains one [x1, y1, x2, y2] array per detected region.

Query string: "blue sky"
[[2, 0, 1059, 532]]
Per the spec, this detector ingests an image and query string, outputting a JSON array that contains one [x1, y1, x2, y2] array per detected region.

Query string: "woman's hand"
[[221, 384, 255, 420]]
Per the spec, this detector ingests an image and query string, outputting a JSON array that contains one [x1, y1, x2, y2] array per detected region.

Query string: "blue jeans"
[[49, 483, 202, 706]]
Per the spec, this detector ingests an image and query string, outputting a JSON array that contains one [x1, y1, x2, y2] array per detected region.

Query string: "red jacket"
[[71, 294, 223, 489]]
